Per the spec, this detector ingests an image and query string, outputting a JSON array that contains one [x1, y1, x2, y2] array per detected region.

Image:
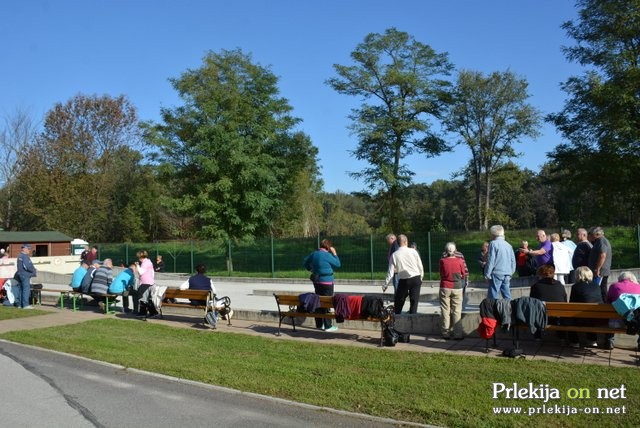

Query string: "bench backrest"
[[274, 294, 334, 310], [164, 288, 211, 301], [545, 302, 623, 320]]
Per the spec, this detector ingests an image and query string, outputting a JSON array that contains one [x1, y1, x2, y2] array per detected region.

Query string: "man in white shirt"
[[385, 234, 424, 314]]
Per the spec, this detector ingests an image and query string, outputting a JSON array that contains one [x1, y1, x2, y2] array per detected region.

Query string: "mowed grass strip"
[[0, 318, 638, 428], [0, 305, 49, 320]]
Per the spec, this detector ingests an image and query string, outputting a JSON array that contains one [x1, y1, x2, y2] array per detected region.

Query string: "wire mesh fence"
[[96, 225, 640, 280]]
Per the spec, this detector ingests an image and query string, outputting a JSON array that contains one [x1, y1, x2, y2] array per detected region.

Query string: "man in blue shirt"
[[109, 261, 137, 313], [70, 261, 89, 291], [484, 225, 516, 299]]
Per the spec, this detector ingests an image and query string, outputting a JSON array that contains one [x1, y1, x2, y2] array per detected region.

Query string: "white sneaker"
[[22, 305, 34, 309], [325, 326, 338, 332]]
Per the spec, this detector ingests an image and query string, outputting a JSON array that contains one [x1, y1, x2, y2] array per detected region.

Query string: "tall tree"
[[13, 94, 148, 241], [443, 70, 541, 230], [327, 28, 454, 232], [146, 49, 320, 240], [0, 109, 38, 230], [547, 0, 640, 224]]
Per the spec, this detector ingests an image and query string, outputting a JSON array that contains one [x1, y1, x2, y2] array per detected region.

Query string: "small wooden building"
[[0, 231, 73, 257]]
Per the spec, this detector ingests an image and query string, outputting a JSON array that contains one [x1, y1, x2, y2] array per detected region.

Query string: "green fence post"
[[370, 234, 374, 280], [637, 224, 640, 267], [125, 243, 129, 268], [428, 231, 432, 281], [271, 235, 275, 279], [228, 239, 232, 277], [190, 240, 194, 274]]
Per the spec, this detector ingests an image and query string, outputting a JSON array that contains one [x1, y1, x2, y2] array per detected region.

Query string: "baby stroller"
[[204, 295, 233, 329]]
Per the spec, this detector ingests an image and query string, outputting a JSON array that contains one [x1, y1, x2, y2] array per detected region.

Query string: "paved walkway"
[[1, 303, 638, 368]]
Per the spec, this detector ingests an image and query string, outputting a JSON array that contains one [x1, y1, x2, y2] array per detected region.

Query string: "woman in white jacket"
[[550, 233, 573, 285]]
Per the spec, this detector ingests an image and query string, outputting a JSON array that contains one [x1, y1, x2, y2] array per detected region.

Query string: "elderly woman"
[[439, 242, 467, 340], [567, 266, 602, 348], [530, 264, 567, 341], [604, 272, 640, 350], [530, 264, 567, 303]]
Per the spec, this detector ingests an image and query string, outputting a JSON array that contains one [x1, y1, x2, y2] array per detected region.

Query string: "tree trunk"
[[483, 172, 491, 230]]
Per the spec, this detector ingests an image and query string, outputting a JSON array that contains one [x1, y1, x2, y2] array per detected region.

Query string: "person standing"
[[478, 241, 489, 276], [527, 230, 553, 267], [572, 228, 592, 269], [154, 255, 165, 272], [587, 226, 612, 302], [550, 233, 572, 285], [15, 243, 37, 309], [439, 242, 466, 340], [560, 230, 577, 283], [136, 250, 157, 318], [441, 244, 469, 307], [383, 234, 400, 295], [515, 240, 536, 277], [385, 234, 423, 314], [304, 239, 341, 332], [484, 225, 516, 300]]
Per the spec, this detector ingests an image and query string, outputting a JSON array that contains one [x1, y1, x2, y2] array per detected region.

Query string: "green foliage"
[[147, 49, 320, 240], [444, 70, 542, 230], [547, 0, 640, 224], [3, 318, 639, 427], [10, 94, 156, 242], [327, 27, 454, 232]]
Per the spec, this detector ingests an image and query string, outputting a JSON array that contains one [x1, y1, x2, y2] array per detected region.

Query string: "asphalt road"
[[0, 340, 418, 428]]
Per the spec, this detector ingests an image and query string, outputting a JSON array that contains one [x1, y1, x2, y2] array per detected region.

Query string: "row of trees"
[[0, 0, 638, 243]]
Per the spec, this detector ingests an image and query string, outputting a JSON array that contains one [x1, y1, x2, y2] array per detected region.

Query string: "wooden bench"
[[273, 293, 390, 346], [90, 292, 121, 314], [159, 289, 230, 325], [544, 302, 628, 335], [505, 302, 631, 351]]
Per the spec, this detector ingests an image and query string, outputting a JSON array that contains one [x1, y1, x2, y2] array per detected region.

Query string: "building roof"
[[0, 231, 74, 242]]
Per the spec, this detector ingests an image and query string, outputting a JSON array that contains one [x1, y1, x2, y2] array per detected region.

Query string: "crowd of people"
[[2, 231, 638, 350], [298, 226, 639, 348]]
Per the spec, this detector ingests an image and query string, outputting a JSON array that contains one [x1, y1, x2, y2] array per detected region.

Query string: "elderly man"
[[572, 228, 592, 269], [385, 234, 423, 314], [383, 233, 400, 295], [15, 243, 37, 309], [527, 230, 553, 267], [484, 225, 516, 299], [588, 226, 612, 303]]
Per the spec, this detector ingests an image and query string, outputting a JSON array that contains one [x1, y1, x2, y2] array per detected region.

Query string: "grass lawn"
[[0, 306, 49, 320], [0, 317, 638, 427]]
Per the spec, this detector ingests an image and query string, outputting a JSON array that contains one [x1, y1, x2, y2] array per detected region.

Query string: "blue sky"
[[2, 0, 581, 193]]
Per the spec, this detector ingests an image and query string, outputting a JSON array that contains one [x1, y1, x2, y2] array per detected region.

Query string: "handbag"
[[204, 311, 217, 329], [383, 325, 399, 347]]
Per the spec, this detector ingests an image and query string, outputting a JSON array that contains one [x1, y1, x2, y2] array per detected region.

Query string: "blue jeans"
[[15, 274, 32, 308], [488, 274, 511, 299]]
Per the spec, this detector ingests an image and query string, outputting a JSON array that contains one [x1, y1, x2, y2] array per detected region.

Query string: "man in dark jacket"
[[15, 243, 37, 309]]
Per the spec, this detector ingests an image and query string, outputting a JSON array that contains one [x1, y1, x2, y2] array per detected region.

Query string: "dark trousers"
[[313, 283, 334, 329], [137, 284, 157, 316], [394, 275, 422, 314], [599, 276, 610, 303]]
